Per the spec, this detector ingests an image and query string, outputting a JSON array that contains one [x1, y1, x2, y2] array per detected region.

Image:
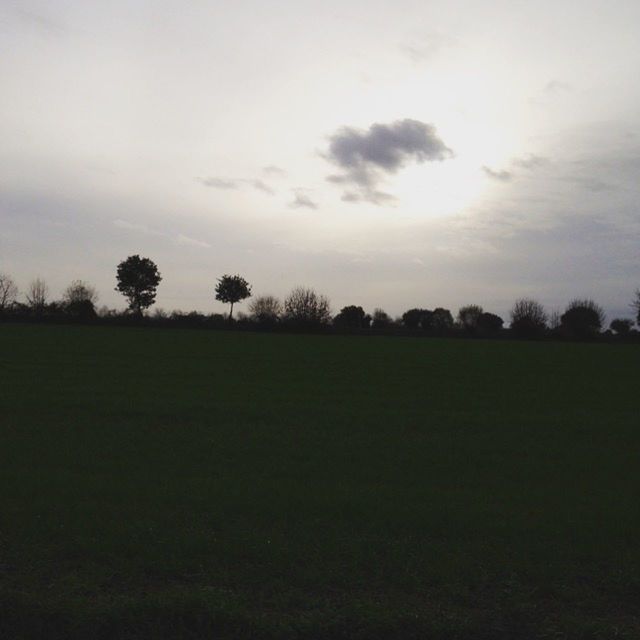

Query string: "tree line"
[[1, 254, 639, 340]]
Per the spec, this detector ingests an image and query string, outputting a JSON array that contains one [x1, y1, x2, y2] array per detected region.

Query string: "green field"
[[1, 324, 639, 638]]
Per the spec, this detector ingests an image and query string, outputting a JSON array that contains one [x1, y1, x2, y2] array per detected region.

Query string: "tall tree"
[[26, 278, 48, 312], [115, 255, 162, 315], [0, 273, 18, 311], [215, 275, 252, 320]]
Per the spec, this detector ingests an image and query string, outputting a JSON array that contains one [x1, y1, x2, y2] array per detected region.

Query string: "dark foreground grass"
[[1, 324, 639, 639]]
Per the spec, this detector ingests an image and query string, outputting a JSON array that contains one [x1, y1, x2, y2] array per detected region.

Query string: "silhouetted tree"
[[610, 318, 633, 335], [560, 299, 605, 338], [63, 280, 98, 305], [334, 305, 370, 329], [457, 305, 483, 333], [215, 274, 252, 320], [371, 308, 393, 330], [633, 289, 640, 325], [510, 298, 547, 338], [26, 278, 48, 313], [249, 295, 282, 324], [431, 307, 454, 333], [0, 274, 18, 311], [402, 308, 431, 330], [284, 287, 331, 325], [477, 312, 504, 335], [115, 255, 162, 315]]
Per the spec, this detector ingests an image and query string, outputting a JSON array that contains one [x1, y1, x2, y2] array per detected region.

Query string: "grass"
[[1, 323, 639, 638]]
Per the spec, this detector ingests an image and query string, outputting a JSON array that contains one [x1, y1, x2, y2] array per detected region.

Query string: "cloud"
[[198, 177, 238, 189], [114, 220, 211, 249], [246, 179, 274, 195], [399, 32, 454, 63], [324, 119, 453, 204], [289, 189, 318, 210], [13, 8, 67, 35], [197, 177, 274, 195], [544, 80, 571, 94], [263, 165, 287, 177], [482, 166, 513, 182], [176, 234, 211, 248], [512, 154, 549, 170]]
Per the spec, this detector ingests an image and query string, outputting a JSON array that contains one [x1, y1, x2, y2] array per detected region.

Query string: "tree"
[[610, 318, 633, 335], [249, 295, 282, 324], [334, 305, 370, 329], [633, 289, 640, 325], [284, 287, 331, 325], [371, 308, 393, 330], [431, 307, 454, 334], [26, 278, 48, 312], [477, 312, 504, 335], [510, 298, 547, 338], [63, 280, 98, 305], [560, 299, 605, 338], [115, 255, 162, 315], [457, 305, 483, 333], [401, 308, 435, 331], [215, 274, 252, 320], [0, 273, 18, 311]]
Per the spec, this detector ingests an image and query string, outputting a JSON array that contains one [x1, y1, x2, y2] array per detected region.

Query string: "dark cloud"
[[289, 190, 318, 210], [324, 119, 452, 204], [482, 166, 513, 182]]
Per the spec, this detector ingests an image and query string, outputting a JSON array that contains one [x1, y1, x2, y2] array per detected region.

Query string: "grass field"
[[1, 323, 639, 638]]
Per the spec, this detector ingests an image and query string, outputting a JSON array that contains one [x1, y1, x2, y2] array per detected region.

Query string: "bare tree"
[[510, 298, 547, 337], [63, 280, 99, 305], [633, 289, 640, 326], [284, 287, 331, 325], [26, 278, 49, 311], [249, 295, 282, 323], [0, 273, 18, 310]]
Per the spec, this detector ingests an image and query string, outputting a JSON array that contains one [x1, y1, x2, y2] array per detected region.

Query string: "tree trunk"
[[228, 301, 234, 321]]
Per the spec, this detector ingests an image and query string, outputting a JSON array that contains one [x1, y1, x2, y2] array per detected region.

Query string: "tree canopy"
[[215, 275, 252, 320], [115, 255, 162, 314]]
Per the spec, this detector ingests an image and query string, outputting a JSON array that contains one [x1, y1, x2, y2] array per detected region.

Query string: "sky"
[[1, 0, 640, 321]]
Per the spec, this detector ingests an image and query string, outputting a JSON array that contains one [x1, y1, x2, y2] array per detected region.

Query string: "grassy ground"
[[1, 323, 639, 639]]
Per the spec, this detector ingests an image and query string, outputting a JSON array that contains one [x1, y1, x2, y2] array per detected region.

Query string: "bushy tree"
[[26, 278, 48, 312], [115, 255, 162, 315], [510, 298, 547, 338], [215, 274, 252, 320], [610, 318, 633, 335], [334, 305, 370, 329], [431, 307, 454, 333], [0, 273, 18, 311], [457, 305, 483, 333], [284, 287, 331, 325], [560, 299, 605, 338], [402, 308, 432, 330], [477, 312, 504, 335], [249, 295, 282, 323]]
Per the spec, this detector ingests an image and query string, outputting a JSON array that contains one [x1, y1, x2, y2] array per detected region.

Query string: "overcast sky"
[[2, 0, 639, 320]]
